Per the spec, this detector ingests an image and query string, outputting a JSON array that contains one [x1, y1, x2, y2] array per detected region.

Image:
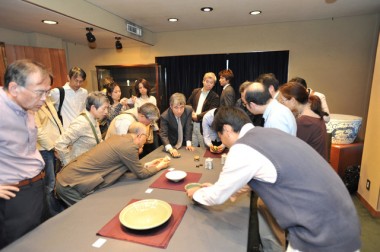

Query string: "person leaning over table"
[[159, 93, 195, 158], [55, 91, 109, 166], [55, 122, 170, 206], [186, 106, 361, 252], [0, 59, 51, 249], [202, 108, 225, 153], [105, 102, 160, 158]]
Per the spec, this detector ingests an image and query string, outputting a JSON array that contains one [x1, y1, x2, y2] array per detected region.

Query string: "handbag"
[[146, 124, 154, 144]]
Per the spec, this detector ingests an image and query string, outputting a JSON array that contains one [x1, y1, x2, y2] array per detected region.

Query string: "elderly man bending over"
[[55, 122, 170, 206]]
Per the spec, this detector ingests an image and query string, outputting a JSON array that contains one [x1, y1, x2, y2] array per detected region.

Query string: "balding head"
[[245, 82, 272, 106]]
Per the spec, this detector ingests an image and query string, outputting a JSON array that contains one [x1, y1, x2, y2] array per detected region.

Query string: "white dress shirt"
[[263, 99, 297, 136], [49, 83, 88, 129], [202, 108, 224, 148], [193, 124, 277, 205]]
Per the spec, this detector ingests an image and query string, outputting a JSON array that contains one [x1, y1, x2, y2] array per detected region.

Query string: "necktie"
[[175, 117, 183, 149]]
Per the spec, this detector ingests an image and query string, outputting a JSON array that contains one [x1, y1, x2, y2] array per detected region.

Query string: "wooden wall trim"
[[357, 192, 380, 218]]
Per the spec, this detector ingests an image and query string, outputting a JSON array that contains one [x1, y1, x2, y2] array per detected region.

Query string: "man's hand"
[[186, 146, 195, 151], [156, 159, 170, 170], [120, 97, 129, 107], [186, 182, 213, 198], [0, 185, 20, 200], [186, 186, 201, 198], [192, 112, 198, 122], [169, 148, 181, 158]]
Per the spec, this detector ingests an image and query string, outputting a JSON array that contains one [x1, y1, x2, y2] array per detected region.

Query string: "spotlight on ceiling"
[[201, 7, 213, 12], [86, 27, 96, 43], [115, 37, 123, 50], [249, 10, 262, 15]]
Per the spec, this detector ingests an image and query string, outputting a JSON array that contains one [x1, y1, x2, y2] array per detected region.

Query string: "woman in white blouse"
[[132, 78, 157, 108]]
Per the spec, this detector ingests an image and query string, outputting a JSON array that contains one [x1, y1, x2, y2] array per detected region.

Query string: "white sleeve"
[[115, 117, 132, 135], [193, 143, 277, 205], [202, 113, 213, 147]]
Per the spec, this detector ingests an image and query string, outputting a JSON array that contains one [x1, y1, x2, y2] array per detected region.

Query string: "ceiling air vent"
[[126, 23, 142, 36]]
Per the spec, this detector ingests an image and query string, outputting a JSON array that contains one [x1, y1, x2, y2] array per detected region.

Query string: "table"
[[3, 147, 250, 252]]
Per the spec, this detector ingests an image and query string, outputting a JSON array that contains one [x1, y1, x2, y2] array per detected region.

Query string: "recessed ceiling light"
[[201, 7, 213, 12], [42, 20, 58, 25], [168, 18, 178, 22], [249, 10, 262, 15]]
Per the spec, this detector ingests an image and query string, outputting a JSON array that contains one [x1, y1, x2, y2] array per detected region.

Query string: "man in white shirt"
[[49, 67, 88, 128], [105, 103, 160, 140], [244, 82, 297, 136], [186, 107, 360, 252], [244, 81, 297, 250], [202, 108, 225, 153]]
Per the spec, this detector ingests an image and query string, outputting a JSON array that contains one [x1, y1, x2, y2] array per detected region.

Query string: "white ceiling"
[[0, 0, 379, 49]]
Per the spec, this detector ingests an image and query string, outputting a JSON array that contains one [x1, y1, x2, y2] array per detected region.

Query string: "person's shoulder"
[[192, 87, 201, 93], [160, 108, 170, 118], [80, 88, 88, 95], [209, 90, 219, 97], [184, 105, 193, 111]]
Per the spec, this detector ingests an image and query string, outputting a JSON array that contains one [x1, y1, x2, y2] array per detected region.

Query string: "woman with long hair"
[[132, 78, 157, 108], [279, 82, 329, 160]]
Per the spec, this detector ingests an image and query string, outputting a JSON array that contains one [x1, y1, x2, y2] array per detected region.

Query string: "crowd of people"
[[0, 59, 360, 252]]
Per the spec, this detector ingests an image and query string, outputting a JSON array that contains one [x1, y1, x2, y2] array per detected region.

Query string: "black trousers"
[[0, 179, 45, 249]]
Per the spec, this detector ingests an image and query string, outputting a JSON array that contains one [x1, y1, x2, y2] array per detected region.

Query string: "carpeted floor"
[[352, 195, 380, 252]]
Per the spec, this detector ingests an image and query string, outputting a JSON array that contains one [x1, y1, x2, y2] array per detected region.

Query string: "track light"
[[86, 27, 96, 43], [115, 37, 123, 50]]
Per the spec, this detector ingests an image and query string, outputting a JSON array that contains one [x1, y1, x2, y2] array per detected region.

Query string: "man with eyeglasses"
[[0, 59, 51, 249], [49, 66, 88, 128], [55, 122, 170, 206]]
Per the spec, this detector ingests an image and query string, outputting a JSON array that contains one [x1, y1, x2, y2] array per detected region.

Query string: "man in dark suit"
[[187, 72, 220, 147], [219, 69, 236, 107], [160, 93, 195, 158]]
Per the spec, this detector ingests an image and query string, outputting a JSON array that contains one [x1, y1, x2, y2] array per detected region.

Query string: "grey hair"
[[85, 91, 109, 111], [169, 93, 186, 106], [138, 102, 160, 122], [4, 59, 49, 90], [128, 121, 147, 135]]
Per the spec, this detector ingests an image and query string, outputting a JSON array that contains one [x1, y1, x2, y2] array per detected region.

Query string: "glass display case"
[[96, 64, 163, 109]]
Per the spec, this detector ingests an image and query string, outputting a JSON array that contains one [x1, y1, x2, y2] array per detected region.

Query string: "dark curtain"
[[156, 51, 289, 111]]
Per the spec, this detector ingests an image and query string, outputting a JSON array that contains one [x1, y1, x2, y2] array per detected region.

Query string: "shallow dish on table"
[[165, 170, 187, 182], [184, 183, 202, 190], [119, 199, 172, 230]]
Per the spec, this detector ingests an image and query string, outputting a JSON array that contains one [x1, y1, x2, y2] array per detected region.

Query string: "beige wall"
[[66, 14, 379, 135], [358, 32, 380, 212]]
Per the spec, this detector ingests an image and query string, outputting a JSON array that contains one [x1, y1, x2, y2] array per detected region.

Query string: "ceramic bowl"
[[326, 114, 362, 144], [165, 170, 187, 182], [184, 183, 202, 190]]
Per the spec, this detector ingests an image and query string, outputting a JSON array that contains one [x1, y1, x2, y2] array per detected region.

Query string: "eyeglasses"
[[21, 86, 50, 98]]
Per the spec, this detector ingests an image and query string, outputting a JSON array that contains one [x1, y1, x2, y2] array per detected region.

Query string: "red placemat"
[[149, 171, 202, 191], [203, 148, 228, 158], [97, 199, 187, 249]]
